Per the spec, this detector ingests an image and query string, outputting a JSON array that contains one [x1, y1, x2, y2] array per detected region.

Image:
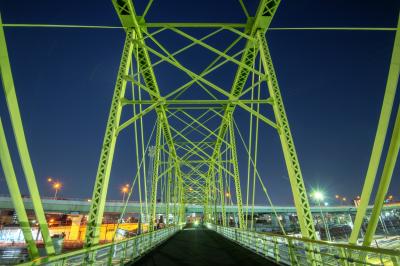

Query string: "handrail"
[[209, 224, 400, 265], [18, 225, 181, 266]]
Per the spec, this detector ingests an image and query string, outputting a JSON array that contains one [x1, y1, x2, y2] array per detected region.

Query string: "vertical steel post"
[[349, 13, 400, 244], [0, 118, 39, 259], [218, 153, 227, 226], [165, 155, 172, 225], [204, 163, 213, 222], [150, 119, 162, 231], [228, 115, 245, 229], [0, 14, 55, 255], [85, 29, 134, 247]]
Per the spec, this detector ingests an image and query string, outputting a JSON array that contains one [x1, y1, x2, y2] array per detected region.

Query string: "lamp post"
[[121, 184, 129, 202], [53, 182, 61, 200], [312, 191, 332, 241], [48, 177, 62, 199]]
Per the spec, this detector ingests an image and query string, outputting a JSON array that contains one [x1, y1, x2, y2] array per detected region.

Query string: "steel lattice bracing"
[[79, 0, 321, 248], [3, 1, 400, 265], [82, 0, 320, 247], [0, 14, 55, 257]]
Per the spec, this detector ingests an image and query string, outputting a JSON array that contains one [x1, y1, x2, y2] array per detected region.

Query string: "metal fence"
[[17, 225, 180, 266], [209, 224, 400, 266]]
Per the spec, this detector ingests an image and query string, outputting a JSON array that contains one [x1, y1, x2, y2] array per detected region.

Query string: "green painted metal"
[[84, 29, 134, 247], [363, 104, 400, 247], [3, 1, 399, 264], [149, 119, 162, 232], [349, 12, 400, 245], [3, 23, 398, 31], [0, 14, 55, 255], [257, 31, 317, 240], [211, 224, 400, 266], [0, 118, 39, 259], [228, 115, 245, 228], [18, 226, 181, 266]]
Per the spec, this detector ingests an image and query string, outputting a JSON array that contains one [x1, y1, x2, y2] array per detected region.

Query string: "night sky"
[[0, 0, 399, 206]]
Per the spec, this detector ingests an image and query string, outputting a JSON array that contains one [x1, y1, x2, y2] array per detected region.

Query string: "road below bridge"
[[131, 226, 277, 266]]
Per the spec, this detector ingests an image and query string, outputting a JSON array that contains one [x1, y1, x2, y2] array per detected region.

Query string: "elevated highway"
[[0, 196, 399, 215]]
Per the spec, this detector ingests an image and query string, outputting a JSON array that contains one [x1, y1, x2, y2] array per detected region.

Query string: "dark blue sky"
[[0, 0, 399, 205]]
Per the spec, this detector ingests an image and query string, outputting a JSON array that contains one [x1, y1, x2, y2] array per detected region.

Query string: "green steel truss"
[[82, 0, 320, 247], [0, 14, 55, 257], [1, 1, 399, 264]]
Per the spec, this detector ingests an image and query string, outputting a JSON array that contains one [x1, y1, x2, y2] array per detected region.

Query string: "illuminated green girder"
[[84, 28, 134, 247], [217, 153, 227, 226], [3, 0, 400, 265], [363, 104, 400, 247], [0, 119, 39, 259], [0, 14, 55, 255], [257, 31, 317, 239], [349, 12, 400, 245], [84, 0, 319, 248], [204, 0, 281, 230], [227, 115, 245, 228], [85, 0, 185, 246], [149, 119, 162, 232]]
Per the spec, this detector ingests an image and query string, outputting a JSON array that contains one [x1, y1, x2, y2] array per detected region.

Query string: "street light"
[[313, 191, 324, 201], [53, 182, 61, 200], [311, 190, 331, 241], [121, 185, 129, 202]]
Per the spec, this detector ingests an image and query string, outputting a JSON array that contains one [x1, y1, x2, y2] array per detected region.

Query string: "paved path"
[[131, 228, 277, 266]]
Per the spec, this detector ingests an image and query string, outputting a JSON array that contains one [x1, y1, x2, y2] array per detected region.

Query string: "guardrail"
[[18, 225, 181, 266], [209, 224, 400, 265]]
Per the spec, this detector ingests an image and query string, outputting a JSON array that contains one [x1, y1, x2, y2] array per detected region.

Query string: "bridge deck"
[[131, 227, 277, 266]]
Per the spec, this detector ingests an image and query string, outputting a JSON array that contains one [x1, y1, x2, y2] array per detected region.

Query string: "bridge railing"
[[18, 225, 181, 266], [209, 224, 400, 266]]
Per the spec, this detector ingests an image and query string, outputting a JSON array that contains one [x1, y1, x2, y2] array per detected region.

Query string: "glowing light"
[[312, 191, 324, 201], [47, 177, 53, 182], [225, 192, 230, 197], [194, 220, 199, 226], [324, 202, 329, 206], [53, 182, 61, 189], [335, 195, 339, 199], [121, 186, 129, 193], [342, 197, 347, 201]]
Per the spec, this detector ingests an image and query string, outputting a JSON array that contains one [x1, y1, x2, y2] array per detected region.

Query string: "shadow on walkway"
[[131, 227, 278, 266]]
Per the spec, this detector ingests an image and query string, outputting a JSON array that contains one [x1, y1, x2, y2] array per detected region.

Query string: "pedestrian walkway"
[[131, 227, 277, 266]]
